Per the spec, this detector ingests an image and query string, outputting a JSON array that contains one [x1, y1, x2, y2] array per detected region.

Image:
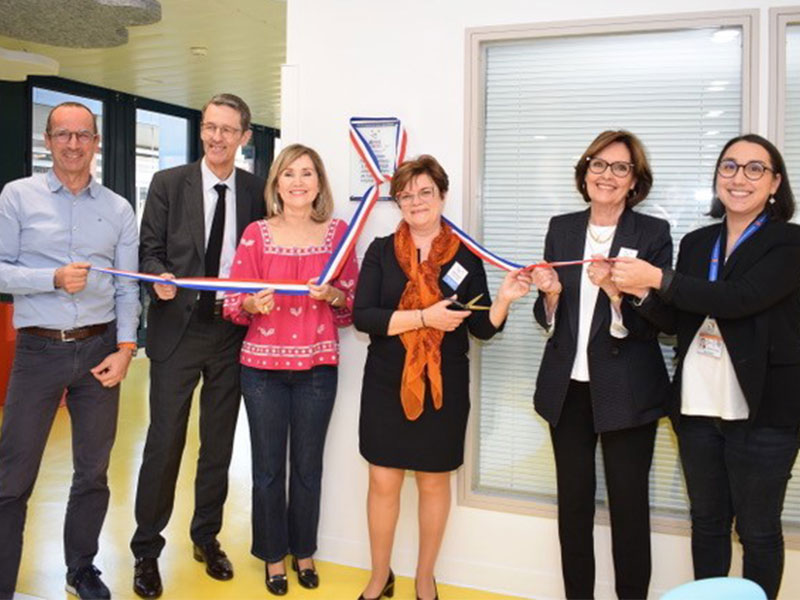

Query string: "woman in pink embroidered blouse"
[[223, 144, 358, 596]]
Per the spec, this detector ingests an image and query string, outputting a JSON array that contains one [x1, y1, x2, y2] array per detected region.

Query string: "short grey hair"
[[202, 93, 252, 131]]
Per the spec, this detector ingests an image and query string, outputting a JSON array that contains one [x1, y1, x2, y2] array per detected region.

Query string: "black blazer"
[[636, 219, 800, 428], [533, 208, 672, 433], [139, 161, 266, 361]]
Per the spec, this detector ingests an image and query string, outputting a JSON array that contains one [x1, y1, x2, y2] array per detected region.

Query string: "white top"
[[201, 158, 238, 298], [681, 316, 749, 420]]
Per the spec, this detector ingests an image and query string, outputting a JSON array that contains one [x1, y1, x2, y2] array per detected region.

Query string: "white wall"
[[282, 1, 799, 598]]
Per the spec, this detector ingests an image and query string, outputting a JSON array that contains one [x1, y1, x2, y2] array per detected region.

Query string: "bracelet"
[[117, 342, 137, 356], [419, 309, 427, 328]]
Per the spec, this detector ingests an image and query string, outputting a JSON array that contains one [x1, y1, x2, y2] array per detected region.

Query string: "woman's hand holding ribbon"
[[587, 254, 621, 302], [497, 269, 533, 304], [307, 279, 345, 307], [611, 257, 662, 298], [244, 288, 275, 315]]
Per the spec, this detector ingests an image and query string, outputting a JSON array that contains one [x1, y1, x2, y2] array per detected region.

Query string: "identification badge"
[[618, 247, 639, 258], [697, 317, 723, 359], [443, 262, 468, 290]]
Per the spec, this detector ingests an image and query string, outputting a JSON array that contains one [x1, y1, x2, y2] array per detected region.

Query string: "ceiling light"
[[190, 46, 208, 57]]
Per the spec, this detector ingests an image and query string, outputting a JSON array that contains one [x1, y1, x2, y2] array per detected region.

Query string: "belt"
[[19, 323, 108, 342]]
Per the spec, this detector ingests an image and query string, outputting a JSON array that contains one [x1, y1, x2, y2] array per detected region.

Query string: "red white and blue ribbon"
[[93, 117, 606, 293]]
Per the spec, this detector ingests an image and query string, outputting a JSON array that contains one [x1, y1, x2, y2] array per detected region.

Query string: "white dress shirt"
[[201, 158, 238, 298]]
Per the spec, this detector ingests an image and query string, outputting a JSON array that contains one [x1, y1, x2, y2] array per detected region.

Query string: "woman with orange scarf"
[[353, 155, 531, 600]]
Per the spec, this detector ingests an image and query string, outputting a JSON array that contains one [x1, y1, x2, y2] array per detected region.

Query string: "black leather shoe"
[[265, 563, 289, 596], [291, 555, 320, 589], [193, 540, 234, 580], [415, 576, 439, 600], [66, 565, 111, 599], [358, 569, 395, 600], [133, 557, 162, 599]]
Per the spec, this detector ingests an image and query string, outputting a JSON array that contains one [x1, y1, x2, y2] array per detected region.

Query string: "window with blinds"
[[786, 24, 800, 206], [473, 26, 748, 521]]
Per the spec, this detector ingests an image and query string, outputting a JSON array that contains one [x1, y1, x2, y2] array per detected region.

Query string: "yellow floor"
[[3, 358, 521, 600]]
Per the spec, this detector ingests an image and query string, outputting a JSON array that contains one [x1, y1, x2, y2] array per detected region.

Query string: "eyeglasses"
[[586, 157, 634, 178], [47, 129, 96, 144], [717, 159, 774, 181], [200, 122, 242, 139], [396, 187, 436, 205]]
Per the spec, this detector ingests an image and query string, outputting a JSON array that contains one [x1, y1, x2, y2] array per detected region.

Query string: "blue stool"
[[662, 577, 766, 600]]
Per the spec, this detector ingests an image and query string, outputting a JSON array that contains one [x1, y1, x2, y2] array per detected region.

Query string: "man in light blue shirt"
[[0, 101, 140, 600]]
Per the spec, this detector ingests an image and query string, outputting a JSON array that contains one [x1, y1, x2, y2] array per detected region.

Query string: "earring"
[[769, 195, 776, 205]]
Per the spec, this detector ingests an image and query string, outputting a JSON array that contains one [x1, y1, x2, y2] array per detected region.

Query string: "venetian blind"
[[786, 25, 800, 211], [475, 27, 744, 519]]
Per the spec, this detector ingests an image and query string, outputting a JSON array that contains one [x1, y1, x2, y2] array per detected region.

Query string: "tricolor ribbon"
[[93, 117, 609, 293]]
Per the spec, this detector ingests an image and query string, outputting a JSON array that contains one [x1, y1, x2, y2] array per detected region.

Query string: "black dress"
[[353, 234, 502, 472]]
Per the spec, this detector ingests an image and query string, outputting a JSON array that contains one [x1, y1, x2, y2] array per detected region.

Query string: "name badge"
[[443, 262, 468, 290], [618, 247, 639, 258], [697, 317, 723, 359]]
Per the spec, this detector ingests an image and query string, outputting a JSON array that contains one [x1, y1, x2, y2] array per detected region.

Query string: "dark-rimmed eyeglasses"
[[47, 129, 97, 144], [586, 157, 634, 178], [717, 159, 775, 181]]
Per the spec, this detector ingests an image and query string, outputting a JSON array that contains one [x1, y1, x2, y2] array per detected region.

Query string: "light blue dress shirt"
[[0, 170, 140, 343]]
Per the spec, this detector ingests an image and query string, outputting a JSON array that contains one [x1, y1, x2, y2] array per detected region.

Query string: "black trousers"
[[0, 328, 119, 599], [550, 380, 657, 600], [130, 311, 244, 558]]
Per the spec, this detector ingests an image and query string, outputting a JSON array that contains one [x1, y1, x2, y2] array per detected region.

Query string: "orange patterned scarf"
[[394, 220, 461, 421]]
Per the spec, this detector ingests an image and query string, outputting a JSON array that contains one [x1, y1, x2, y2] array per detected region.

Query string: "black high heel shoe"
[[357, 569, 395, 600], [415, 576, 438, 600], [291, 555, 320, 589]]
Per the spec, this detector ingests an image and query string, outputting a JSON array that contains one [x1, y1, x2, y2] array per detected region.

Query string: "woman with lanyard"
[[612, 134, 800, 598]]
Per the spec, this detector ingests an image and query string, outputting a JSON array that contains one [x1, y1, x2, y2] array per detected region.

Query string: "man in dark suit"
[[131, 94, 266, 598]]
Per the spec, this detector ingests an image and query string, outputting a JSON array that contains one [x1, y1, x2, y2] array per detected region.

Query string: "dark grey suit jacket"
[[139, 160, 266, 361], [532, 208, 672, 433]]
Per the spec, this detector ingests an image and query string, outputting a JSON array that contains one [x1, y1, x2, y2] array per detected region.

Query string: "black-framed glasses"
[[47, 129, 97, 144], [717, 159, 775, 181], [586, 157, 634, 178]]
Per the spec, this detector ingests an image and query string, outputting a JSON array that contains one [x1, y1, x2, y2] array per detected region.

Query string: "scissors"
[[448, 293, 490, 311]]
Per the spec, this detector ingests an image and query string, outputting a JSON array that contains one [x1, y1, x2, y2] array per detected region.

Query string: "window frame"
[[459, 10, 759, 536], [769, 6, 800, 149]]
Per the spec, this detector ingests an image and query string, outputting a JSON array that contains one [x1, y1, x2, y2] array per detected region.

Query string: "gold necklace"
[[587, 223, 615, 244]]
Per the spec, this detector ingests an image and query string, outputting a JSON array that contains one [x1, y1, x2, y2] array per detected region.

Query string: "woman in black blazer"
[[612, 134, 800, 599], [354, 155, 531, 600], [530, 130, 672, 599]]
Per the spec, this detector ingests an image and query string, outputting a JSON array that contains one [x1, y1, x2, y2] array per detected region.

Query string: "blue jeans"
[[241, 365, 337, 562], [678, 416, 799, 599]]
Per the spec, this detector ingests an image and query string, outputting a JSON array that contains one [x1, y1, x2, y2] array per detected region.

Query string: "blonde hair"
[[265, 144, 333, 222]]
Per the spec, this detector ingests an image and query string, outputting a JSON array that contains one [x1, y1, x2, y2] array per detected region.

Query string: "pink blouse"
[[224, 218, 359, 371]]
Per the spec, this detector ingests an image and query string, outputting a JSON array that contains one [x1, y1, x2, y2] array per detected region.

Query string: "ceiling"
[[0, 0, 286, 128]]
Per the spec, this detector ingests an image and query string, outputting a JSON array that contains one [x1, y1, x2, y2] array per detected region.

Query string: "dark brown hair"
[[390, 154, 449, 201], [265, 143, 333, 223], [709, 134, 794, 222], [574, 130, 653, 207]]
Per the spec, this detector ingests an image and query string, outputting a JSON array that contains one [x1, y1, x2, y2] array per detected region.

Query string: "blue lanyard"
[[708, 213, 767, 281]]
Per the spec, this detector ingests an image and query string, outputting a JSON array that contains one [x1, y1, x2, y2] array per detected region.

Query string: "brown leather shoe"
[[193, 540, 234, 580], [133, 557, 162, 598]]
